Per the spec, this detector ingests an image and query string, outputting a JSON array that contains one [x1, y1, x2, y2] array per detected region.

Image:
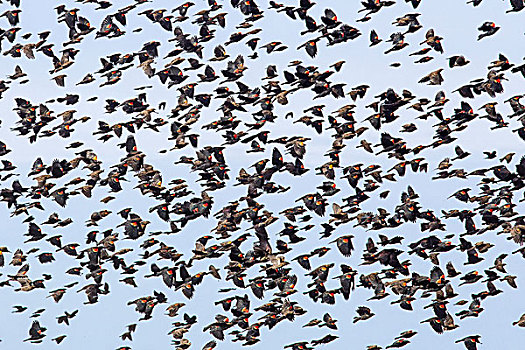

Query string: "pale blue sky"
[[0, 0, 524, 349]]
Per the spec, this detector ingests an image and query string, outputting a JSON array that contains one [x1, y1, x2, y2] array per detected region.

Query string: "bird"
[[477, 22, 500, 40], [513, 313, 525, 327]]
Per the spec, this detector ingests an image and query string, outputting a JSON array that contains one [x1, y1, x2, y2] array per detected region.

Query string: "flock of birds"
[[1, 0, 525, 349]]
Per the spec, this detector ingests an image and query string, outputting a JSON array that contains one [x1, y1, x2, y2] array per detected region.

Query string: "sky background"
[[0, 0, 524, 349]]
